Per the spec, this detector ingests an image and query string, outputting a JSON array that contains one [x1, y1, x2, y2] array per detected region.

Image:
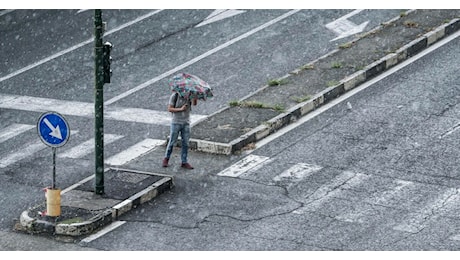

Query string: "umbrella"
[[169, 73, 213, 101]]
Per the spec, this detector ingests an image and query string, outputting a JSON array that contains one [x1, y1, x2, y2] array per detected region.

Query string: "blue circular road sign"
[[37, 112, 70, 148]]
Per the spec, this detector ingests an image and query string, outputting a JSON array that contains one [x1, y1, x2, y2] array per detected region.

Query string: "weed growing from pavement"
[[228, 100, 285, 112], [327, 80, 340, 87], [268, 78, 288, 86], [292, 95, 312, 103], [300, 64, 315, 70], [331, 61, 343, 68]]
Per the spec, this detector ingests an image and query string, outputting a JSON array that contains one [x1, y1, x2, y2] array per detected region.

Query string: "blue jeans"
[[165, 123, 190, 163]]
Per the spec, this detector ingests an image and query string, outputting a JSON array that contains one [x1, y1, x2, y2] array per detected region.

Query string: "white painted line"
[[217, 154, 271, 178], [105, 138, 165, 166], [335, 179, 414, 223], [367, 179, 414, 205], [0, 10, 162, 83], [0, 93, 205, 125], [294, 171, 369, 214], [326, 9, 368, 41], [0, 94, 93, 116], [80, 220, 126, 244], [105, 9, 301, 105], [59, 134, 123, 159], [0, 124, 34, 143], [104, 106, 206, 125], [0, 9, 14, 17], [196, 9, 246, 28], [0, 140, 46, 168], [253, 29, 460, 152], [273, 163, 322, 182], [393, 188, 458, 233], [62, 175, 95, 194]]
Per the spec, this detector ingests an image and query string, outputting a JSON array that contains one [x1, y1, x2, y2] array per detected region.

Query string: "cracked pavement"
[[98, 30, 460, 250]]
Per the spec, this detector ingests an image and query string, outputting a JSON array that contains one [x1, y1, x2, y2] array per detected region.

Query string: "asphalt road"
[[75, 29, 460, 251], [4, 9, 458, 251]]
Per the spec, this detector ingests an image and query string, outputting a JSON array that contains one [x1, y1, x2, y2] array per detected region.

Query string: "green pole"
[[94, 9, 104, 194]]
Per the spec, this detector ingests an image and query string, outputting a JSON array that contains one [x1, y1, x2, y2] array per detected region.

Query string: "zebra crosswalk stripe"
[[393, 188, 459, 233], [105, 138, 165, 166], [0, 93, 206, 125], [59, 134, 123, 159], [294, 171, 369, 214], [0, 140, 46, 168], [0, 124, 35, 143]]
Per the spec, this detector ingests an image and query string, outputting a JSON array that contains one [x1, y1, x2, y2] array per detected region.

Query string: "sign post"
[[37, 111, 70, 187], [37, 111, 70, 216]]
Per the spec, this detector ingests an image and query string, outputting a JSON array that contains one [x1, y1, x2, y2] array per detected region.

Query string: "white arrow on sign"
[[195, 9, 246, 28], [43, 118, 63, 140], [326, 9, 369, 42]]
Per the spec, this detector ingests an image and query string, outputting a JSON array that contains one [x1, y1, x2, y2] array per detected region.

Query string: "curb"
[[190, 16, 460, 155], [18, 169, 174, 237]]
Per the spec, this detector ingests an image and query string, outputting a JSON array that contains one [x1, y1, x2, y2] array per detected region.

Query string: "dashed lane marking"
[[217, 154, 271, 178], [273, 163, 322, 182]]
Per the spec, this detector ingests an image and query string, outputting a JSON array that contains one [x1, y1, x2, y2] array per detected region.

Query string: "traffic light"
[[102, 41, 112, 83]]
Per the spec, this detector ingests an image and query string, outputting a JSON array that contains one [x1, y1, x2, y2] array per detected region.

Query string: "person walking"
[[162, 92, 197, 169]]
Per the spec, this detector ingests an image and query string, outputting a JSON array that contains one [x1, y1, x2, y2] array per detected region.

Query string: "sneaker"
[[181, 162, 194, 169], [162, 158, 169, 167]]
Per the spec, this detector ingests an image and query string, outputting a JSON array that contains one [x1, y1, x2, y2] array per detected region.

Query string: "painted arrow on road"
[[326, 9, 369, 42], [196, 9, 246, 28]]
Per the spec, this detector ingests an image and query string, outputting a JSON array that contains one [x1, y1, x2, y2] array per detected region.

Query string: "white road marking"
[[105, 9, 301, 105], [0, 93, 205, 125], [0, 140, 46, 168], [0, 9, 14, 17], [294, 171, 369, 214], [367, 179, 414, 205], [273, 163, 322, 182], [393, 188, 458, 234], [335, 179, 414, 223], [80, 221, 126, 244], [0, 124, 34, 143], [59, 134, 124, 159], [195, 9, 246, 28], [217, 154, 271, 178], [105, 138, 165, 166], [0, 10, 163, 83], [326, 9, 369, 41]]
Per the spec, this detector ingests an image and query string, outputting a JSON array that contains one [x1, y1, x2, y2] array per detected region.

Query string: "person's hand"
[[181, 104, 188, 111]]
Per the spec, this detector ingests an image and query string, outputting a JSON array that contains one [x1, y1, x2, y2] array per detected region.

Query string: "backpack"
[[171, 93, 191, 111]]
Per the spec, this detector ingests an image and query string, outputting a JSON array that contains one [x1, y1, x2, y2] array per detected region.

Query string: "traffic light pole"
[[94, 9, 104, 195]]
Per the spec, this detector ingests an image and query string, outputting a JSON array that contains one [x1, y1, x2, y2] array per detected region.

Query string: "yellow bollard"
[[45, 188, 61, 217]]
